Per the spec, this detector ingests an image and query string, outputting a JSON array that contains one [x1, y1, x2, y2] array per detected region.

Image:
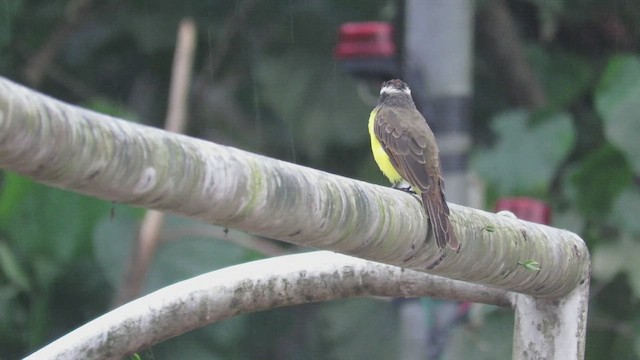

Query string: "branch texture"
[[0, 77, 589, 298]]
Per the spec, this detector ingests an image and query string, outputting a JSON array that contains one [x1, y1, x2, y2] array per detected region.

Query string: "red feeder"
[[495, 197, 551, 225], [334, 22, 398, 79], [334, 22, 396, 59]]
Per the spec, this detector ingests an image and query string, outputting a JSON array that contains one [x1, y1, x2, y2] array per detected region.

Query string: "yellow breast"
[[368, 107, 403, 184]]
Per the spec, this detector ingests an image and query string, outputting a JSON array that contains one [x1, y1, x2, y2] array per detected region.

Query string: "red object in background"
[[495, 197, 551, 225], [334, 22, 396, 59]]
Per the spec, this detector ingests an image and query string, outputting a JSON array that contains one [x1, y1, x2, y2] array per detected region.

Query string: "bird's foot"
[[392, 180, 416, 194]]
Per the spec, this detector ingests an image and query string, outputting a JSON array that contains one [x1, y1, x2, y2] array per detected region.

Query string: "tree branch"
[[24, 251, 512, 360], [23, 0, 95, 87], [161, 224, 291, 257], [477, 0, 547, 109], [0, 77, 588, 298]]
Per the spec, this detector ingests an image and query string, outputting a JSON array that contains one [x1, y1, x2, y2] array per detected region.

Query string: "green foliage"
[[256, 53, 370, 162], [0, 0, 23, 69], [0, 241, 31, 292], [93, 215, 263, 293], [568, 144, 633, 219], [518, 259, 541, 272], [595, 55, 640, 174], [529, 46, 594, 109], [91, 208, 140, 287], [592, 237, 640, 298], [472, 109, 574, 197], [482, 224, 497, 233], [610, 186, 640, 237], [0, 173, 113, 357], [150, 299, 397, 360], [443, 308, 514, 360]]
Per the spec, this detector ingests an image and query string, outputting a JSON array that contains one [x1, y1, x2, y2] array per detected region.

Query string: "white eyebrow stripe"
[[380, 85, 411, 95]]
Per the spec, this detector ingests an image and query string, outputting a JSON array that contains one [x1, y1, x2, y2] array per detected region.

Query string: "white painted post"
[[512, 266, 590, 359]]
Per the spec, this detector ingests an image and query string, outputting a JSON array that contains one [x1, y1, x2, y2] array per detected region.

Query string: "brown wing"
[[373, 106, 439, 193], [374, 107, 459, 250]]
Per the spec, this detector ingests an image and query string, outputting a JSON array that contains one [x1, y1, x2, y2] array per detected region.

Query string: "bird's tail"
[[422, 185, 459, 251]]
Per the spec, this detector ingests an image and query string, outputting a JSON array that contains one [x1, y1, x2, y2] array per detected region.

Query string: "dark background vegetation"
[[1, 0, 639, 359]]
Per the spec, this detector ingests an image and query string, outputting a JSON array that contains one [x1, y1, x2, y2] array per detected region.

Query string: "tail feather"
[[422, 189, 459, 251]]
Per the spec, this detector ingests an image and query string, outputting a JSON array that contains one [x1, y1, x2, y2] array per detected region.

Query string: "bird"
[[368, 79, 459, 251]]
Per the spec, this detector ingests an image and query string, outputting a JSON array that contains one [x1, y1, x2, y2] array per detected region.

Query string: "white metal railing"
[[0, 77, 589, 359]]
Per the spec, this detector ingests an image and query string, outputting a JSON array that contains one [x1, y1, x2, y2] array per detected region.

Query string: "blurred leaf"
[[154, 295, 392, 360], [48, 260, 112, 336], [0, 175, 114, 355], [523, 0, 563, 40], [312, 299, 397, 360], [592, 237, 640, 298], [0, 0, 23, 48], [472, 109, 574, 195], [635, 321, 640, 357], [156, 306, 269, 360], [153, 329, 233, 359], [609, 329, 640, 360], [569, 145, 632, 218], [550, 207, 585, 234], [609, 185, 640, 236], [124, 12, 181, 54], [256, 53, 370, 161], [62, 20, 115, 66], [530, 47, 594, 108], [595, 54, 640, 174], [92, 209, 141, 288], [154, 280, 397, 360], [588, 319, 640, 360], [0, 283, 26, 358], [247, 299, 397, 360], [443, 309, 513, 360], [1, 174, 112, 286], [95, 212, 262, 293], [0, 241, 31, 291], [147, 216, 260, 292], [522, 0, 564, 15], [0, 172, 36, 226]]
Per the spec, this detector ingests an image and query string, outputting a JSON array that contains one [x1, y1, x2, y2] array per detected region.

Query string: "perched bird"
[[368, 79, 459, 251]]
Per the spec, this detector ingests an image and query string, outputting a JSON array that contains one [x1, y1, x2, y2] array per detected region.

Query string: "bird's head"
[[378, 79, 413, 106], [380, 79, 411, 96]]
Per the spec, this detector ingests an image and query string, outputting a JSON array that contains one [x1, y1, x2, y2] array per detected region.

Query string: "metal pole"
[[401, 2, 475, 359], [512, 266, 590, 359], [404, 0, 474, 207]]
